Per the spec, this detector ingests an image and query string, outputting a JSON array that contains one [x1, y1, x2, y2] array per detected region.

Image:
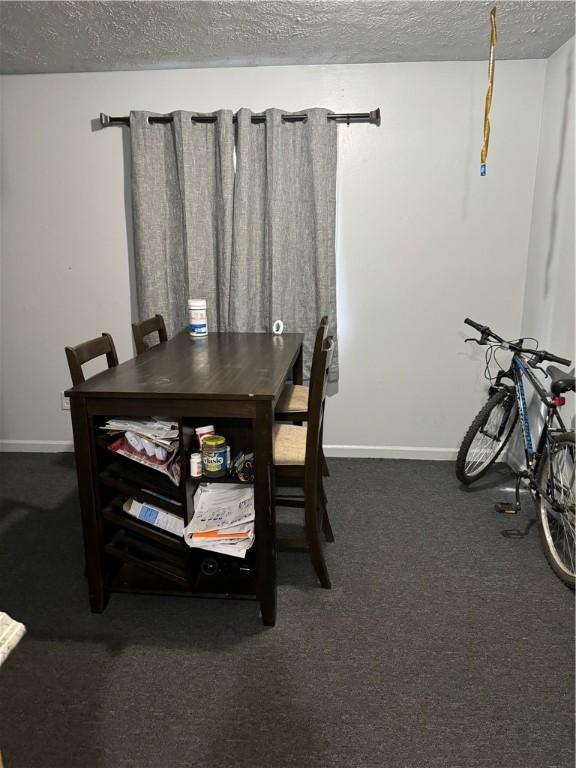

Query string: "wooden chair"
[[132, 314, 168, 355], [275, 315, 328, 422], [273, 335, 335, 588], [275, 316, 331, 502], [65, 333, 118, 386]]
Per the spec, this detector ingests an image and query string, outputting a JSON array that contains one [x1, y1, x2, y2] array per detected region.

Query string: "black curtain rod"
[[100, 109, 381, 127]]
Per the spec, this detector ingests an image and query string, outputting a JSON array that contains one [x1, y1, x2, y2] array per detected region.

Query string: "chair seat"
[[276, 384, 309, 414], [273, 424, 307, 465]]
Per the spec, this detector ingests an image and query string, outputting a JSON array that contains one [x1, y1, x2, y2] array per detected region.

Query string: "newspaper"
[[184, 484, 255, 558], [101, 418, 179, 447]]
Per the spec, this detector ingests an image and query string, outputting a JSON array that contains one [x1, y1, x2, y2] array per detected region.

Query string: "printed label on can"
[[202, 448, 228, 475]]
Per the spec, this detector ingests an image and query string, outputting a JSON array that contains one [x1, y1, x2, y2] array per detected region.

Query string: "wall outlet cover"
[[60, 391, 71, 410]]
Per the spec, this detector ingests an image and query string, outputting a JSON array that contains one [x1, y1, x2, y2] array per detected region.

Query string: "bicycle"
[[456, 318, 575, 588]]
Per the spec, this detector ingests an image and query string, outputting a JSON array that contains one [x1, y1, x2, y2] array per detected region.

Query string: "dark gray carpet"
[[0, 454, 573, 768]]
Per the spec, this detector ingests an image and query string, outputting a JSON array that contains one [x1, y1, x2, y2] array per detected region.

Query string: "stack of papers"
[[101, 418, 179, 447], [184, 484, 255, 558]]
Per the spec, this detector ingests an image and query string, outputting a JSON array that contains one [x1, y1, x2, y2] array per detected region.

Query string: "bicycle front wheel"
[[536, 432, 575, 588], [456, 389, 518, 484]]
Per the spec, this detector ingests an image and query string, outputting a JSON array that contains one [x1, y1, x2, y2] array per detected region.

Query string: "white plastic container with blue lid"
[[188, 299, 207, 337]]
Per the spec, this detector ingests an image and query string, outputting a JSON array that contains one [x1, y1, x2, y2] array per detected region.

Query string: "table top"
[[66, 331, 303, 401]]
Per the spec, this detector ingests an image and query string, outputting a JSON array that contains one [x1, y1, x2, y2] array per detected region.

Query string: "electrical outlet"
[[61, 391, 71, 410]]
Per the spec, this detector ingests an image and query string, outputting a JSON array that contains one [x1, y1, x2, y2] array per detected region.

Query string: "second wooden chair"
[[275, 316, 331, 510], [273, 334, 336, 588], [132, 314, 168, 355]]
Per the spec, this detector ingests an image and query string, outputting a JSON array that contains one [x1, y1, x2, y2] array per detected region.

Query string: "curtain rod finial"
[[370, 108, 381, 126], [100, 113, 110, 127]]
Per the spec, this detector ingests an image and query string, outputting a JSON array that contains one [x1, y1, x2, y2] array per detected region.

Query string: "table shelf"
[[97, 457, 184, 502], [99, 466, 184, 517], [95, 426, 260, 605], [105, 529, 189, 586], [187, 474, 249, 486], [102, 500, 257, 598], [109, 564, 257, 600]]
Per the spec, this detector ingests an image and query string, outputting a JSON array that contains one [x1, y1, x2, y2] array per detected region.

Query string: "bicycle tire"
[[535, 432, 575, 589], [456, 389, 518, 485]]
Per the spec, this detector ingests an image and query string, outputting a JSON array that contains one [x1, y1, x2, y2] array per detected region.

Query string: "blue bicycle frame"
[[509, 354, 568, 472]]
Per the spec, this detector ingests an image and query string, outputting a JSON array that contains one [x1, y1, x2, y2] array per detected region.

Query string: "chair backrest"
[[132, 314, 168, 355], [65, 333, 119, 386], [305, 335, 335, 467], [311, 316, 329, 367]]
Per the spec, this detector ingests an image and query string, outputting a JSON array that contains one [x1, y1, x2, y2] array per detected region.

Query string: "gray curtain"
[[231, 108, 338, 380], [130, 107, 338, 379], [130, 111, 234, 335]]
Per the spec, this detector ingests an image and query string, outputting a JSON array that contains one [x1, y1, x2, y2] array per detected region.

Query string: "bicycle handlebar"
[[529, 350, 572, 367], [464, 318, 504, 343], [463, 318, 572, 367]]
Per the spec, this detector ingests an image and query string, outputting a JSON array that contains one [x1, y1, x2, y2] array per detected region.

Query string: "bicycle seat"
[[547, 365, 575, 395]]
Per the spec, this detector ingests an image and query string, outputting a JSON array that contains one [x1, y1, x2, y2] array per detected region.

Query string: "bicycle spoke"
[[465, 403, 513, 477], [540, 442, 576, 580], [561, 514, 575, 572]]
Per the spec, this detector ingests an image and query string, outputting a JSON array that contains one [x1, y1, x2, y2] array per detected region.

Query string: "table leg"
[[253, 401, 276, 626], [292, 343, 304, 385], [70, 398, 107, 613]]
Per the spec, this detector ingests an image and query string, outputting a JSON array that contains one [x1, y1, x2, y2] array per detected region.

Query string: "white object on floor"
[[0, 612, 26, 666]]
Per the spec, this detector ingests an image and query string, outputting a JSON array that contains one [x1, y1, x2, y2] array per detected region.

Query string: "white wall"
[[522, 37, 574, 368], [0, 60, 546, 455], [513, 36, 575, 455]]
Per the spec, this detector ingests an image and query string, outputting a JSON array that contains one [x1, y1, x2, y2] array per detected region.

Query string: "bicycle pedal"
[[494, 502, 521, 515]]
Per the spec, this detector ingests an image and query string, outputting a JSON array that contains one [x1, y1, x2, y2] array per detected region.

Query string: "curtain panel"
[[130, 110, 234, 336], [130, 108, 338, 380]]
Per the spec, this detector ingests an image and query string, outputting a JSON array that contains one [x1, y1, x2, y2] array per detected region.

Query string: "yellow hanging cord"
[[480, 7, 497, 176]]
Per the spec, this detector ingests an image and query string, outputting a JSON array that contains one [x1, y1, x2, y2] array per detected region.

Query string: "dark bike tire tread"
[[535, 432, 575, 590], [456, 390, 518, 485]]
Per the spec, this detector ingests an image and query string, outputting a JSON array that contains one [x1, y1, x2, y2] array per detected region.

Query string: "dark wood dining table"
[[66, 330, 304, 626]]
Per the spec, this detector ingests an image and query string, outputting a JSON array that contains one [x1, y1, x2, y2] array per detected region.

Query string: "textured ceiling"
[[0, 0, 574, 75]]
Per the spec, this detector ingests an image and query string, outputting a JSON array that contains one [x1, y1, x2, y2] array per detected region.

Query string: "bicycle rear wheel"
[[536, 432, 575, 588], [456, 389, 518, 484]]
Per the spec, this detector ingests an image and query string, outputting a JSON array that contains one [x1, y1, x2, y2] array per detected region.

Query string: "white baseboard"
[[324, 444, 457, 460], [0, 440, 456, 461], [0, 440, 74, 453]]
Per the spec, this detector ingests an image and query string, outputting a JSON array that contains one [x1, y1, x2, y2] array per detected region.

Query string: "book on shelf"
[[123, 498, 184, 537]]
